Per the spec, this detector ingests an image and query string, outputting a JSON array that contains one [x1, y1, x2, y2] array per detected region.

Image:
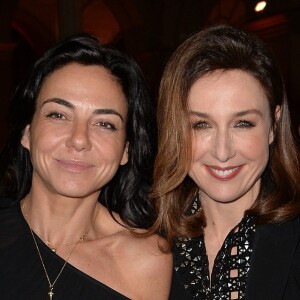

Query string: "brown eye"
[[96, 121, 116, 131], [46, 112, 66, 120]]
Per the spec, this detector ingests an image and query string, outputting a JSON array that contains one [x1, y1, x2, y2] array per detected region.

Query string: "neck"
[[201, 200, 248, 275], [203, 204, 242, 239], [201, 197, 253, 244], [21, 190, 100, 249], [200, 182, 259, 241]]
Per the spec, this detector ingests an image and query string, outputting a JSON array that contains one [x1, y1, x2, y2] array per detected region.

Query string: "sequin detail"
[[174, 214, 256, 299]]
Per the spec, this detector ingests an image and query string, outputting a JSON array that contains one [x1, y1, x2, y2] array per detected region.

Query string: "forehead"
[[37, 63, 127, 111], [188, 70, 270, 114]]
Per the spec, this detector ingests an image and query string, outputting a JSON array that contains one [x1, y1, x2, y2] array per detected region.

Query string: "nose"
[[212, 128, 235, 163], [65, 120, 92, 151]]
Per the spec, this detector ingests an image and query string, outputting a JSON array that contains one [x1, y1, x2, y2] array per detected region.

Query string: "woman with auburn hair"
[[153, 24, 300, 299]]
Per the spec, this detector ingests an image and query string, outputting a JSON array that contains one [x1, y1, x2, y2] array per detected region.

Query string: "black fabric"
[[173, 215, 255, 299], [0, 200, 131, 300], [246, 218, 300, 300], [169, 269, 193, 300], [170, 217, 300, 300]]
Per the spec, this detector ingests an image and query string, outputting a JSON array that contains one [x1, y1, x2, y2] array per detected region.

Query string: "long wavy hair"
[[0, 33, 157, 229], [151, 24, 300, 245]]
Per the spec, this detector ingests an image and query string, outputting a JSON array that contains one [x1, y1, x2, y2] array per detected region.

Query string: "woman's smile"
[[55, 159, 95, 173], [205, 165, 243, 181], [21, 63, 129, 198], [188, 69, 274, 206]]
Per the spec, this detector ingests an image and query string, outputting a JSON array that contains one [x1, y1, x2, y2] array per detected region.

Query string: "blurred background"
[[0, 0, 299, 149]]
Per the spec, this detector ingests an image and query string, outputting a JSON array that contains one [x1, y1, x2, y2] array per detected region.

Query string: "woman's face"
[[187, 70, 276, 208], [21, 63, 128, 199]]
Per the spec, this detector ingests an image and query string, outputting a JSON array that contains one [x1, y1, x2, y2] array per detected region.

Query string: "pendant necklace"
[[22, 198, 100, 300], [29, 227, 78, 300]]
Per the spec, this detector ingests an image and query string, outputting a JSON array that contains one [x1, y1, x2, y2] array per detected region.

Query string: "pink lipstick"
[[206, 165, 243, 181]]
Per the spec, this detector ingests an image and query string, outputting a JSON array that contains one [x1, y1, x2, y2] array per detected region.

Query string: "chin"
[[205, 191, 243, 204], [214, 198, 241, 204], [53, 186, 99, 199]]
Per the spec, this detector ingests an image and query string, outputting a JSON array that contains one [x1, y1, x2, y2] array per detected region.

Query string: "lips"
[[56, 159, 94, 173], [206, 165, 243, 180]]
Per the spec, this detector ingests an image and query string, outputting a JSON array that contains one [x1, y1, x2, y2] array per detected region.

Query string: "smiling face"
[[188, 69, 276, 209], [21, 63, 128, 199]]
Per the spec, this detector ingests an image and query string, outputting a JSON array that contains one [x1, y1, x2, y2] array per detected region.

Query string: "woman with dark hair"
[[152, 25, 300, 299], [0, 34, 172, 299]]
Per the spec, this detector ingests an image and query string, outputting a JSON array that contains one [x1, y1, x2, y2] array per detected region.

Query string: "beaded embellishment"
[[174, 198, 256, 299]]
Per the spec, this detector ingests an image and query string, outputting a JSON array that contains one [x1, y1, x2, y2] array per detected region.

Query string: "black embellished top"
[[173, 199, 256, 300]]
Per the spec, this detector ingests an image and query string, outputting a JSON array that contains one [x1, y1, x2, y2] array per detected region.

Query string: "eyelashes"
[[95, 121, 116, 131], [191, 119, 256, 130], [234, 120, 255, 128], [192, 121, 211, 129], [46, 111, 66, 120], [45, 111, 117, 131]]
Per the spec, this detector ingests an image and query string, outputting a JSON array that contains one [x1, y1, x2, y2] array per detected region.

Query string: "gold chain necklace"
[[22, 198, 100, 300], [45, 224, 91, 253], [29, 227, 78, 300]]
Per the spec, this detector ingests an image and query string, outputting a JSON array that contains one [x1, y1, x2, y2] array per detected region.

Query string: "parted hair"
[[151, 24, 300, 244], [0, 33, 157, 229]]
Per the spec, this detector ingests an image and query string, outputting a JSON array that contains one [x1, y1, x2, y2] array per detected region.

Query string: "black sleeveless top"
[[0, 200, 131, 300]]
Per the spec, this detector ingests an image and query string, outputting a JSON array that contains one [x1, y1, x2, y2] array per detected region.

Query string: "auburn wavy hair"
[[150, 24, 300, 246]]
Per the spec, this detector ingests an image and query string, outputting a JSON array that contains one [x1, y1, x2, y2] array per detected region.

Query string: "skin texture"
[[21, 63, 172, 299], [187, 70, 277, 274], [22, 63, 128, 199]]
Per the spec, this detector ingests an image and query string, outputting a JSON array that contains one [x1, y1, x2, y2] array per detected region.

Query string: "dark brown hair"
[[0, 33, 157, 229], [151, 24, 300, 245]]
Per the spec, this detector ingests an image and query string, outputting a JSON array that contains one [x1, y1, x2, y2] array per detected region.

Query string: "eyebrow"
[[189, 109, 263, 118], [42, 98, 125, 122]]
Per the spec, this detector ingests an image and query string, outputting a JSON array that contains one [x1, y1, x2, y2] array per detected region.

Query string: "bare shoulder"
[[92, 206, 172, 299], [117, 230, 173, 300], [121, 230, 172, 266]]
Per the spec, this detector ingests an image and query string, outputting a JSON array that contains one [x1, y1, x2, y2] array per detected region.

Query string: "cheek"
[[238, 132, 270, 162], [92, 132, 127, 159], [190, 134, 208, 162], [29, 129, 63, 161]]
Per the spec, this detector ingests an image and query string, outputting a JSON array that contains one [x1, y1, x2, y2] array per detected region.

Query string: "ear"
[[21, 125, 31, 151], [269, 105, 281, 145], [120, 142, 129, 165]]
